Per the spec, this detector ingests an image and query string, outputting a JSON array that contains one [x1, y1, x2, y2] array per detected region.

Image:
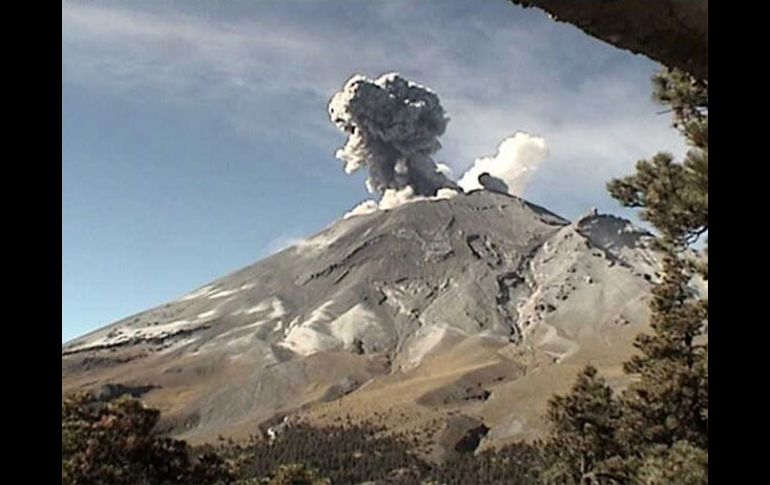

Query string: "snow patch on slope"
[[245, 297, 287, 319], [67, 319, 206, 353], [328, 304, 387, 349], [209, 289, 240, 299], [178, 285, 216, 301], [281, 325, 340, 356], [278, 302, 386, 356]]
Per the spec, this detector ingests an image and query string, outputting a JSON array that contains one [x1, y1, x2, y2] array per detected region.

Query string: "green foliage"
[[62, 393, 544, 485], [635, 441, 708, 485], [430, 442, 543, 485], [219, 422, 426, 484], [618, 253, 708, 451], [265, 464, 331, 485], [540, 366, 623, 485], [611, 67, 708, 458], [607, 152, 707, 247], [62, 392, 232, 485], [651, 68, 707, 136], [608, 67, 707, 248], [216, 421, 542, 485]]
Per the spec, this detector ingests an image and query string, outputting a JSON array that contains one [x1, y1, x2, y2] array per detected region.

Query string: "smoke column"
[[328, 73, 457, 196]]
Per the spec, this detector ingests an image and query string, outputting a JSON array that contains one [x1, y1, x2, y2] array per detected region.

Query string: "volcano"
[[63, 190, 682, 454]]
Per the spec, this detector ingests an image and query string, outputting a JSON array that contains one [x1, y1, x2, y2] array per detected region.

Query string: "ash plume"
[[328, 73, 457, 196]]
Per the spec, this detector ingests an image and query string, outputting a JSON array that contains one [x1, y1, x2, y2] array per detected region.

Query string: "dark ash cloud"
[[328, 73, 457, 196]]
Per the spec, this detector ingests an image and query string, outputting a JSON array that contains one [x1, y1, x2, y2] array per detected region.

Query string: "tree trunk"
[[509, 0, 708, 80]]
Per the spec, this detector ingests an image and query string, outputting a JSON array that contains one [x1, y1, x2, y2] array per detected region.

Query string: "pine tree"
[[266, 464, 331, 485], [62, 392, 232, 485], [608, 67, 708, 455], [609, 67, 708, 481], [608, 67, 708, 249], [635, 441, 708, 485], [617, 250, 708, 451], [541, 366, 624, 485]]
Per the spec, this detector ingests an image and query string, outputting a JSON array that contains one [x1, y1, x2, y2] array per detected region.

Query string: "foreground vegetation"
[[62, 392, 232, 485], [62, 394, 543, 484]]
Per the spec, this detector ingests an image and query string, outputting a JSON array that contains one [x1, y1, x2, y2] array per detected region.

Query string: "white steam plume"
[[343, 186, 459, 219], [343, 200, 379, 219], [457, 132, 548, 196]]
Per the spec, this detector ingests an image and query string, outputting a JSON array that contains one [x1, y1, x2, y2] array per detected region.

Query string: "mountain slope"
[[62, 190, 668, 453]]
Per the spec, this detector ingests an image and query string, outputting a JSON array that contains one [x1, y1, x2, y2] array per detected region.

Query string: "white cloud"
[[62, 2, 329, 97], [263, 234, 304, 255], [457, 132, 548, 195]]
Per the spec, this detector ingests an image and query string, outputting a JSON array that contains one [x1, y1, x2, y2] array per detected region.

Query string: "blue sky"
[[62, 0, 687, 342]]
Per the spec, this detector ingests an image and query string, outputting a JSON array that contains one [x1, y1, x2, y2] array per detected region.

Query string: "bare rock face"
[[510, 0, 708, 80], [62, 191, 682, 447]]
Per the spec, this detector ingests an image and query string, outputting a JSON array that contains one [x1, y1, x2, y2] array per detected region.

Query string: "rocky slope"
[[62, 190, 692, 455]]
